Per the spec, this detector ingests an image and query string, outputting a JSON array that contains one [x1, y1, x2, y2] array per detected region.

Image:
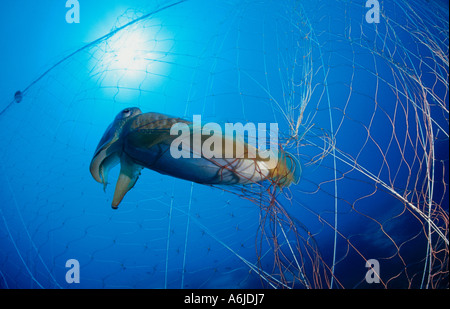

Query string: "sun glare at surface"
[[110, 28, 151, 71], [93, 19, 173, 89]]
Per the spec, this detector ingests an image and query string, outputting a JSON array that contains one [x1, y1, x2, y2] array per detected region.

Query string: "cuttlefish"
[[90, 107, 300, 208]]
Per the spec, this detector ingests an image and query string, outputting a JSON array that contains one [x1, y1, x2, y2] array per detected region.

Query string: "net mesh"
[[0, 0, 448, 289]]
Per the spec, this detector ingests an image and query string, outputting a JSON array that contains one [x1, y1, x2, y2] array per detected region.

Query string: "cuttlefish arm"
[[89, 107, 145, 208], [111, 153, 143, 208], [89, 123, 120, 188], [110, 114, 187, 207], [90, 108, 182, 208]]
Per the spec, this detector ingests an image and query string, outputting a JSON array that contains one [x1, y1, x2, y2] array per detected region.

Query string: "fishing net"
[[0, 0, 448, 288]]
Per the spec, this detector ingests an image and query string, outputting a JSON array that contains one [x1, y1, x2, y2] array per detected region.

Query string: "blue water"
[[0, 0, 448, 289]]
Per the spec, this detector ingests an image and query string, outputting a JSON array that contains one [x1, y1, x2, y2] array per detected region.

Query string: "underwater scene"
[[0, 0, 448, 289]]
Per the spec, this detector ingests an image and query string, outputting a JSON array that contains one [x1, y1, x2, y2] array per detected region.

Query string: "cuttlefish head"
[[89, 107, 143, 208]]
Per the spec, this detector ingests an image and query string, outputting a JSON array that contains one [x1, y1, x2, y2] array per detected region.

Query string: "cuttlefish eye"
[[115, 107, 142, 121]]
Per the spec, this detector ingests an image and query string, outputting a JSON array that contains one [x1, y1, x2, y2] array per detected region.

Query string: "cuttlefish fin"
[[112, 154, 143, 209]]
